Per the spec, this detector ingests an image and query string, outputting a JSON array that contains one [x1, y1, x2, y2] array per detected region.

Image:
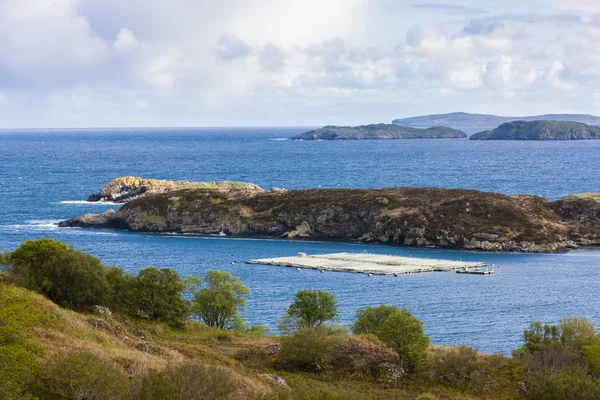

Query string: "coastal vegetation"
[[470, 120, 600, 140], [291, 124, 466, 140], [2, 238, 600, 399], [61, 182, 600, 252]]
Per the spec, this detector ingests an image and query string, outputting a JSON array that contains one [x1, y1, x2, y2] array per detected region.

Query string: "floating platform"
[[456, 268, 495, 275], [247, 252, 486, 275]]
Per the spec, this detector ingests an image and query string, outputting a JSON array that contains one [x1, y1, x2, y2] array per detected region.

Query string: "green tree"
[[285, 289, 338, 329], [4, 239, 110, 310], [559, 317, 596, 350], [353, 304, 399, 335], [131, 267, 190, 327], [190, 270, 249, 329], [374, 308, 430, 371]]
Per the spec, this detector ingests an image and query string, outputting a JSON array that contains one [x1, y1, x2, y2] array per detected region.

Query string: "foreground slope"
[[61, 185, 600, 252], [470, 120, 600, 140], [291, 124, 466, 140], [1, 282, 524, 400]]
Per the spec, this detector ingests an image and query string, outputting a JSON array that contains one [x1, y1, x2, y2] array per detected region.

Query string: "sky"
[[1, 0, 600, 128]]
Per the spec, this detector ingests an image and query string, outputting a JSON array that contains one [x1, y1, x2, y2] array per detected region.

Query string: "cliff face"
[[470, 120, 600, 140], [61, 186, 600, 252], [87, 176, 264, 203], [292, 124, 467, 140]]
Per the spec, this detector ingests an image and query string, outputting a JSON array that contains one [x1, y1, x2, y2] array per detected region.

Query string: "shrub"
[[524, 365, 600, 400], [353, 304, 398, 335], [559, 317, 596, 350], [129, 267, 190, 327], [190, 269, 249, 329], [429, 345, 502, 391], [582, 336, 600, 377], [4, 239, 110, 310], [38, 350, 129, 400], [284, 290, 338, 330], [369, 308, 429, 372], [526, 342, 581, 372], [278, 328, 337, 371], [133, 362, 237, 400]]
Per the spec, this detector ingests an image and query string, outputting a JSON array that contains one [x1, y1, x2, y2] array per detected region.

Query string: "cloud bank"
[[0, 0, 599, 127]]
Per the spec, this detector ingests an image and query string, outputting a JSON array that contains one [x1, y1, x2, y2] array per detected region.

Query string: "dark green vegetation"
[[470, 120, 600, 140], [291, 124, 466, 140], [392, 112, 600, 133], [61, 184, 600, 252], [2, 239, 600, 399], [353, 305, 430, 372]]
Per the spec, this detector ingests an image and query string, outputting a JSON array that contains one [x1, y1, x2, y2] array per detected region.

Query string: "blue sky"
[[1, 0, 599, 128]]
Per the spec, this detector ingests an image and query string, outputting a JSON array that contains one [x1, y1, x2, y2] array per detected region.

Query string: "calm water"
[[1, 128, 600, 354]]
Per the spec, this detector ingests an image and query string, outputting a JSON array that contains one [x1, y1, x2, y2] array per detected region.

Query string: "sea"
[[1, 127, 600, 354]]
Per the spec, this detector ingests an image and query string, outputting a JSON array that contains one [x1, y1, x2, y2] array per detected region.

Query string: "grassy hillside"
[[1, 281, 526, 400]]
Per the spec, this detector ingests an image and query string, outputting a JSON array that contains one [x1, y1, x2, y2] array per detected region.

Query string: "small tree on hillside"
[[284, 289, 338, 329], [132, 267, 190, 327], [376, 308, 430, 371], [190, 270, 250, 329], [354, 304, 430, 371]]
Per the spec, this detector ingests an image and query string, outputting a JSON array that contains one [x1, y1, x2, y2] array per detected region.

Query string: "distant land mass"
[[291, 123, 466, 140], [392, 112, 600, 134], [470, 120, 600, 140]]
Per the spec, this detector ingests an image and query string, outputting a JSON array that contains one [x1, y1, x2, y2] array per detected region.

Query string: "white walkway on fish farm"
[[247, 252, 485, 275]]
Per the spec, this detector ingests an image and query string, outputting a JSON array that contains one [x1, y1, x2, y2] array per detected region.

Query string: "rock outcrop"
[[470, 120, 600, 140], [292, 124, 466, 140], [60, 185, 600, 252], [87, 176, 264, 203]]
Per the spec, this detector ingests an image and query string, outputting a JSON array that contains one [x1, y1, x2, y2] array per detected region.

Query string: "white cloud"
[[1, 0, 600, 127], [113, 28, 138, 53]]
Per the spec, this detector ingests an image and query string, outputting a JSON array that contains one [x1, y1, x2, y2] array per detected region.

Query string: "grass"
[[571, 193, 600, 202], [1, 282, 526, 399]]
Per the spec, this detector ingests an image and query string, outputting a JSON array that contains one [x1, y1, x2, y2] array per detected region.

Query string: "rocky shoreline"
[[59, 179, 600, 253]]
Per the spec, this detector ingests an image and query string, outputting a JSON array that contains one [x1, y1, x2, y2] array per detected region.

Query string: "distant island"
[[470, 120, 600, 140], [61, 178, 600, 253], [291, 124, 466, 140], [392, 112, 600, 134]]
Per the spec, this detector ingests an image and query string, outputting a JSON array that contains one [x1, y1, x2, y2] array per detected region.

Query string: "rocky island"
[[60, 180, 600, 252], [87, 176, 264, 203], [291, 124, 466, 140], [470, 120, 600, 140]]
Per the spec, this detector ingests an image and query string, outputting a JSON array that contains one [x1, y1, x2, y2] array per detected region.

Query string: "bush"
[[190, 269, 249, 329], [129, 267, 190, 327], [353, 304, 398, 335], [559, 317, 596, 350], [4, 239, 110, 310], [582, 336, 600, 377], [428, 345, 506, 392], [133, 362, 237, 400], [284, 290, 338, 329], [357, 307, 429, 372], [525, 365, 600, 400], [38, 350, 129, 400], [278, 328, 337, 371]]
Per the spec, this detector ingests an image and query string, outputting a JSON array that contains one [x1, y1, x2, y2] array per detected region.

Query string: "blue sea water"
[[1, 127, 600, 354]]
